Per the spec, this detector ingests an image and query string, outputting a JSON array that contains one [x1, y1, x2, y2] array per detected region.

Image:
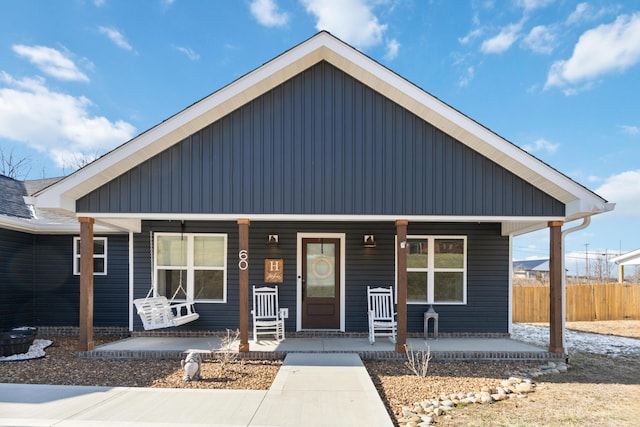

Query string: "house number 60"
[[238, 250, 249, 270]]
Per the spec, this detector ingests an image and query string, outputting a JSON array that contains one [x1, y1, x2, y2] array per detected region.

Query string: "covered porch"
[[78, 333, 563, 362]]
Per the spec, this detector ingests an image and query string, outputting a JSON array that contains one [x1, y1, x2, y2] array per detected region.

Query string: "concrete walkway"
[[0, 353, 393, 427]]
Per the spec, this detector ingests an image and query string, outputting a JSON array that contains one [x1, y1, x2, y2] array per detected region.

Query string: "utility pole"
[[585, 243, 589, 284]]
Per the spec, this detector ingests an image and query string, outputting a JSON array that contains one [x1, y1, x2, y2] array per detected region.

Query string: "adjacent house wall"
[[0, 231, 129, 329], [0, 228, 34, 328]]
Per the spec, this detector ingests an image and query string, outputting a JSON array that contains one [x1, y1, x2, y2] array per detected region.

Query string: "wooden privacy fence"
[[513, 283, 640, 323]]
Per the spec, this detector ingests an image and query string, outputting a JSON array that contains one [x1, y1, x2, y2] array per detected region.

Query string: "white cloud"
[[459, 28, 483, 45], [523, 25, 556, 54], [521, 138, 559, 154], [250, 0, 289, 27], [12, 45, 89, 82], [545, 13, 640, 91], [0, 72, 135, 168], [595, 170, 640, 218], [566, 2, 615, 25], [481, 22, 523, 54], [383, 38, 400, 61], [174, 45, 200, 61], [516, 0, 553, 12], [566, 2, 590, 25], [458, 66, 475, 87], [301, 0, 387, 49], [619, 125, 640, 136], [98, 26, 133, 51]]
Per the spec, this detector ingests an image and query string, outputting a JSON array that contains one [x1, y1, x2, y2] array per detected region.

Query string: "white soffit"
[[35, 31, 606, 216]]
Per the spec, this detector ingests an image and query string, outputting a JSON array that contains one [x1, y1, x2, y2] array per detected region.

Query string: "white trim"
[[128, 231, 134, 332], [611, 248, 640, 265], [78, 212, 565, 222], [296, 232, 346, 332], [73, 236, 108, 276], [0, 215, 120, 234], [508, 235, 513, 335]]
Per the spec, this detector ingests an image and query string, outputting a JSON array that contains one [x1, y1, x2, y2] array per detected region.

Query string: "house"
[[0, 174, 129, 330], [513, 259, 549, 280], [3, 32, 613, 354], [611, 249, 640, 282]]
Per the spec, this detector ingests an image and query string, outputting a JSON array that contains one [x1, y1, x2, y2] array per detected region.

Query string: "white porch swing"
[[133, 230, 199, 330]]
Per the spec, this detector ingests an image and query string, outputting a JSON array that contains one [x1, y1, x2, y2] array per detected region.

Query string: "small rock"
[[441, 399, 456, 408], [516, 383, 534, 393]]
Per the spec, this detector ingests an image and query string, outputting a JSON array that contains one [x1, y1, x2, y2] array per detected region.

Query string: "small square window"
[[73, 237, 108, 275]]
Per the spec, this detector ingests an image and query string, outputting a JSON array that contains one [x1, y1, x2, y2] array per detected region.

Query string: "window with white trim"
[[403, 236, 467, 304], [73, 237, 108, 275], [155, 233, 227, 302]]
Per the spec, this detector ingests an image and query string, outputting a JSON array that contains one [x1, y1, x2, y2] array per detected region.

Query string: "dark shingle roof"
[[0, 175, 31, 218]]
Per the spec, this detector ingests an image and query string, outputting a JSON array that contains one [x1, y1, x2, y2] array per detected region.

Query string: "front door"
[[301, 238, 341, 329]]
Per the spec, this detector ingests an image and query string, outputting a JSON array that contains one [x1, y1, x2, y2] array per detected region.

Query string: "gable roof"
[[31, 31, 613, 234]]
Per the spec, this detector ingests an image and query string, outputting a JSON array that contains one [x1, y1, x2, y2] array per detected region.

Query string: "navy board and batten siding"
[[0, 232, 130, 329], [76, 61, 564, 218], [133, 221, 508, 334], [0, 228, 35, 329]]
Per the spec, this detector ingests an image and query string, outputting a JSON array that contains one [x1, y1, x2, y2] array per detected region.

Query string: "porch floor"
[[80, 335, 564, 362]]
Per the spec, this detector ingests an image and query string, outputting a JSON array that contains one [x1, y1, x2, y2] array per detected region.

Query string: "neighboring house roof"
[[31, 31, 613, 234], [513, 259, 550, 272], [611, 249, 640, 266]]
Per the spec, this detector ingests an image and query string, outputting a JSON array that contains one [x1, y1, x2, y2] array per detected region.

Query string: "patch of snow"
[[0, 339, 53, 362], [512, 324, 640, 357]]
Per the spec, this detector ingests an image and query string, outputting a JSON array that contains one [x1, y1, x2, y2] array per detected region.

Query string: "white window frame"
[[73, 236, 108, 276], [397, 235, 467, 305], [154, 233, 227, 303]]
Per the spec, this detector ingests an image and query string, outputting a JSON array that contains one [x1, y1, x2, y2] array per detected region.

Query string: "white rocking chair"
[[134, 291, 199, 331], [252, 286, 286, 342], [367, 286, 397, 344]]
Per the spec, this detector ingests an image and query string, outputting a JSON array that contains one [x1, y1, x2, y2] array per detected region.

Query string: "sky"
[[1, 0, 639, 276]]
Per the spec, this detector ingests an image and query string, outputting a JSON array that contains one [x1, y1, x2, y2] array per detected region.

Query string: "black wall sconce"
[[363, 234, 376, 248], [267, 234, 279, 248]]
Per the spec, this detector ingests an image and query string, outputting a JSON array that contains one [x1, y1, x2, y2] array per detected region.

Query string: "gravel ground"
[[1, 335, 539, 425]]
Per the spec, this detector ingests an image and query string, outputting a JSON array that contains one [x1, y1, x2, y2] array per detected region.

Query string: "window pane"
[[93, 258, 105, 274], [194, 270, 224, 300], [434, 272, 463, 302], [94, 239, 105, 255], [157, 236, 186, 266], [407, 240, 428, 268], [306, 243, 336, 298], [407, 272, 427, 302], [157, 269, 187, 299], [434, 239, 464, 268], [194, 236, 224, 267]]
